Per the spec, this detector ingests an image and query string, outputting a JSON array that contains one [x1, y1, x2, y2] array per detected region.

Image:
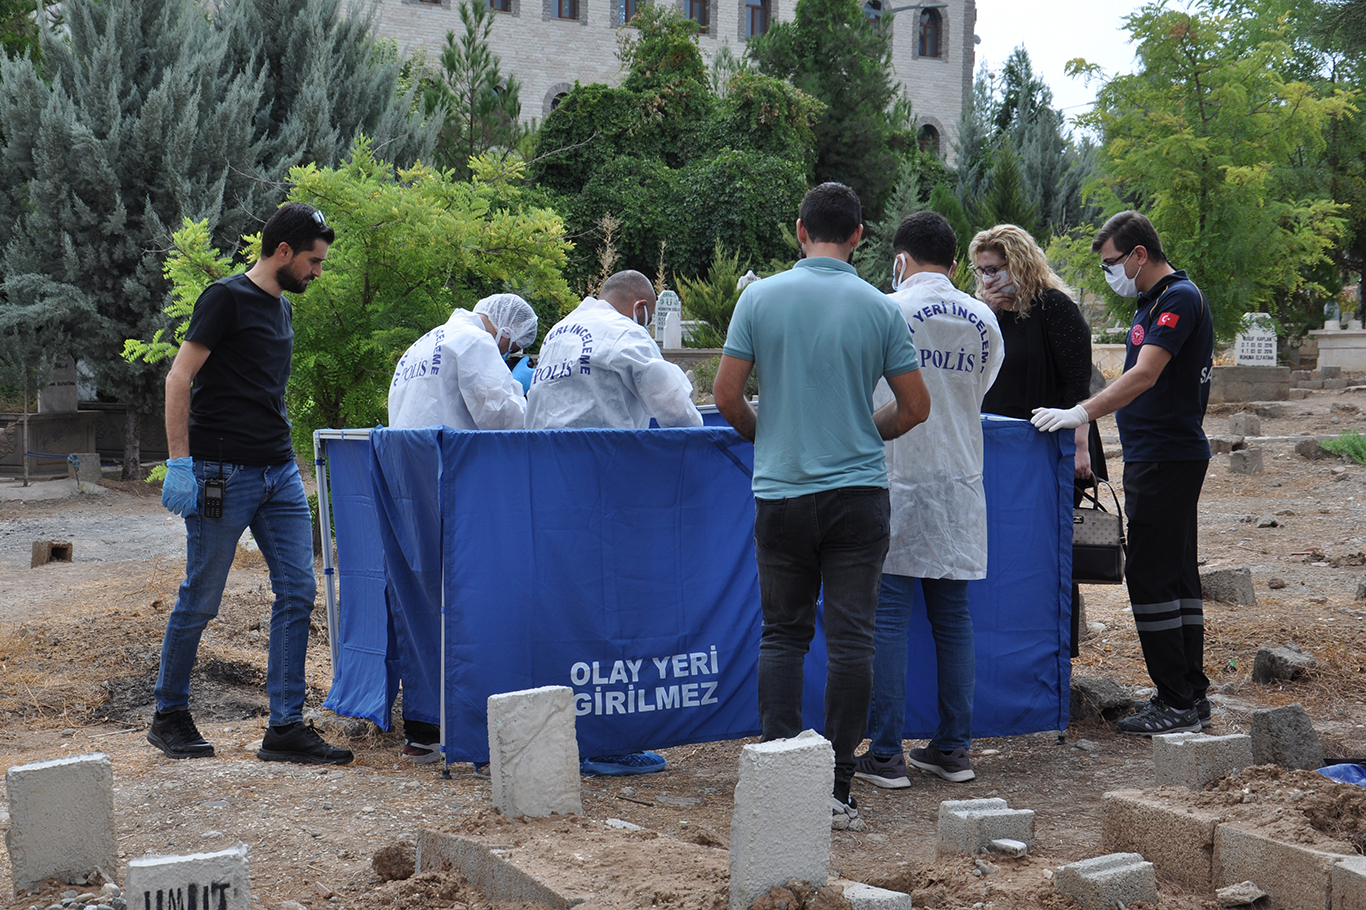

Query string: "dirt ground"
[[1, 386, 1365, 910]]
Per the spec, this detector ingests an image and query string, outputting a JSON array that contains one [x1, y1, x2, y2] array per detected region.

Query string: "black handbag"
[[1073, 478, 1125, 584]]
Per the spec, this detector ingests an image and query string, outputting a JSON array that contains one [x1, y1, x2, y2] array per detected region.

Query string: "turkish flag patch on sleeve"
[[1157, 312, 1180, 328]]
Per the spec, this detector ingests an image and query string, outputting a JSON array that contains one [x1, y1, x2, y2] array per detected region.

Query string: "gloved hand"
[[511, 356, 534, 395], [161, 457, 198, 517], [1030, 404, 1090, 433]]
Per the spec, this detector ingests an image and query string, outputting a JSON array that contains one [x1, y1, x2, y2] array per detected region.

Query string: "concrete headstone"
[[1251, 644, 1316, 683], [654, 290, 682, 344], [5, 753, 116, 894], [487, 685, 581, 819], [1234, 314, 1277, 367], [38, 354, 79, 413], [1228, 413, 1261, 437], [1200, 567, 1256, 606], [123, 844, 251, 910], [1249, 702, 1323, 770]]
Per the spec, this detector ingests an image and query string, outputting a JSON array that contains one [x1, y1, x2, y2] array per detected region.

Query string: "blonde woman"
[[969, 223, 1104, 657]]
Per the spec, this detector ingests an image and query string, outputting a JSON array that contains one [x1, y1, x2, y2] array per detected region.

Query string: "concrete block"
[[1219, 880, 1269, 906], [124, 845, 251, 910], [1070, 676, 1137, 723], [1102, 790, 1223, 892], [1254, 403, 1285, 418], [989, 839, 1029, 857], [66, 452, 101, 484], [1290, 388, 1311, 400], [1356, 579, 1365, 602], [1152, 732, 1254, 788], [1215, 823, 1346, 910], [1229, 447, 1264, 474], [5, 753, 117, 893], [1252, 644, 1317, 683], [1325, 378, 1350, 390], [1210, 435, 1244, 455], [1301, 379, 1325, 389], [1201, 567, 1257, 606], [937, 798, 1035, 855], [729, 730, 833, 910], [842, 881, 913, 910], [1054, 853, 1158, 910], [487, 686, 581, 819], [1209, 366, 1290, 404], [1229, 413, 1261, 437], [1292, 370, 1313, 381], [30, 539, 73, 567], [415, 830, 579, 907], [1321, 365, 1342, 379], [1250, 703, 1324, 770], [1334, 855, 1366, 910]]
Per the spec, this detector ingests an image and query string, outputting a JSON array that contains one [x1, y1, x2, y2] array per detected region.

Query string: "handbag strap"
[[1076, 478, 1126, 545]]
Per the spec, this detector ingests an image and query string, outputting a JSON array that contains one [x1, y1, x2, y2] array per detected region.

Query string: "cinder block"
[[30, 539, 73, 568], [937, 798, 1035, 855], [1054, 853, 1158, 910], [842, 881, 913, 910], [124, 845, 251, 910], [1301, 379, 1325, 389], [487, 686, 581, 819], [1229, 447, 1264, 474], [66, 452, 101, 484], [1321, 366, 1342, 380], [5, 753, 117, 893], [1334, 855, 1366, 910], [1292, 370, 1313, 381], [1102, 790, 1223, 892], [415, 830, 577, 907], [729, 730, 833, 910], [1209, 435, 1244, 455], [1230, 413, 1261, 437], [1290, 388, 1311, 400], [1254, 403, 1285, 418], [1152, 733, 1253, 788], [1250, 703, 1324, 770], [1215, 823, 1347, 910], [1200, 567, 1257, 606], [1252, 644, 1317, 683], [1325, 378, 1350, 390]]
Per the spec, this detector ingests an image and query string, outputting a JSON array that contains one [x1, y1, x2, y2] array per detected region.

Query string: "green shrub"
[[1321, 430, 1366, 465]]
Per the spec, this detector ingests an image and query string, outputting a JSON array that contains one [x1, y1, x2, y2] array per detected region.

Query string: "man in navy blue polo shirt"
[[1031, 210, 1213, 736]]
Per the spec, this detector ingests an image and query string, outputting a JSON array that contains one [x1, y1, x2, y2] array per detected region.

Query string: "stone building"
[[373, 0, 975, 162]]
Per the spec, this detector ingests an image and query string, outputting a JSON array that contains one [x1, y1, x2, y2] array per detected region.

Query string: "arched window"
[[551, 92, 569, 110], [918, 8, 941, 57], [917, 124, 940, 156], [745, 0, 768, 37]]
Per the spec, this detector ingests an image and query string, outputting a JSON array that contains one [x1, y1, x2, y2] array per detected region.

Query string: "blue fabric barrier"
[[322, 419, 1074, 762]]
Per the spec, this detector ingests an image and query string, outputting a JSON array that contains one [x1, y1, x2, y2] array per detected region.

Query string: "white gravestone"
[[38, 354, 79, 413], [654, 290, 683, 345], [1234, 313, 1277, 366], [124, 845, 251, 910]]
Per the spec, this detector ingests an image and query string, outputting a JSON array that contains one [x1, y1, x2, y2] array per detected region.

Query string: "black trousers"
[[1122, 459, 1210, 710]]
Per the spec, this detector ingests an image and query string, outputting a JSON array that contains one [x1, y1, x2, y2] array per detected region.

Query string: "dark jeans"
[[754, 486, 890, 791], [1123, 460, 1210, 710]]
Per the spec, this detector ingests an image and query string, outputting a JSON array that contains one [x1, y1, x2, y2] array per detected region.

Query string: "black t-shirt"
[[1114, 270, 1213, 462], [183, 273, 295, 465], [982, 289, 1094, 419]]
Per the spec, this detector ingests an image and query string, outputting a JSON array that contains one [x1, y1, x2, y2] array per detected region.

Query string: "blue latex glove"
[[511, 356, 534, 395], [161, 457, 198, 517]]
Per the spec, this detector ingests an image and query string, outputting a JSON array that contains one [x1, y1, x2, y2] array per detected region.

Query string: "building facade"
[[375, 0, 975, 161]]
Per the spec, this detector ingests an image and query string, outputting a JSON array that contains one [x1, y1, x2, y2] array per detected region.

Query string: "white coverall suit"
[[388, 309, 527, 430], [526, 296, 703, 430]]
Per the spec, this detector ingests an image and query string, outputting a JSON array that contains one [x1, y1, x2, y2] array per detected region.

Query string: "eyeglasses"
[[310, 208, 328, 228], [1099, 249, 1134, 276], [970, 264, 1006, 278]]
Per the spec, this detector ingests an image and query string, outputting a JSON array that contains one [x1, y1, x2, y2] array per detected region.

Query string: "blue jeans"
[[868, 575, 975, 756], [754, 487, 890, 789], [155, 460, 317, 727]]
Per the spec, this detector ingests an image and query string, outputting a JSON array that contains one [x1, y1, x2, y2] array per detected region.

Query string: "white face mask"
[[1102, 251, 1139, 298], [891, 253, 908, 291]]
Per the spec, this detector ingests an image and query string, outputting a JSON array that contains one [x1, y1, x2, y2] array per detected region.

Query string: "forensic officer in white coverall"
[[388, 293, 538, 432], [526, 270, 702, 430]]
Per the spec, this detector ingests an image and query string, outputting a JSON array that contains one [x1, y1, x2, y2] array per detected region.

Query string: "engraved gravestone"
[[654, 290, 682, 345], [1234, 314, 1276, 366]]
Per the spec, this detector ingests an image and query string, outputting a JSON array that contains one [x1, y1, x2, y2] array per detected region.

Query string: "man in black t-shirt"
[[150, 203, 352, 764], [1031, 210, 1214, 737]]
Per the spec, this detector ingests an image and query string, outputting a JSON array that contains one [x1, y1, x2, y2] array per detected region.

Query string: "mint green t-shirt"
[[723, 257, 919, 499]]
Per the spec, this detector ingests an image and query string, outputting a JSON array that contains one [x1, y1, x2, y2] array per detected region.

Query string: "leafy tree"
[[747, 0, 909, 219], [0, 0, 262, 477], [414, 0, 526, 177], [530, 5, 819, 286], [0, 0, 58, 60], [1075, 1, 1352, 338], [129, 140, 576, 455], [677, 243, 746, 348]]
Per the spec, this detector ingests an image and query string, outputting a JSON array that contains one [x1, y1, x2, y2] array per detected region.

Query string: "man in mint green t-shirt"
[[714, 182, 930, 822]]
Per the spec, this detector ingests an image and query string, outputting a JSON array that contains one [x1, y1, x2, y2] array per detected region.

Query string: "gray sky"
[[971, 0, 1145, 130]]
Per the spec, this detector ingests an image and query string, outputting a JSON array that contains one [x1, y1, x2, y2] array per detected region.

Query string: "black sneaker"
[[831, 793, 860, 821], [908, 744, 976, 782], [1115, 698, 1201, 736], [853, 751, 912, 789], [257, 722, 353, 765], [147, 709, 215, 759], [1196, 697, 1213, 730]]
